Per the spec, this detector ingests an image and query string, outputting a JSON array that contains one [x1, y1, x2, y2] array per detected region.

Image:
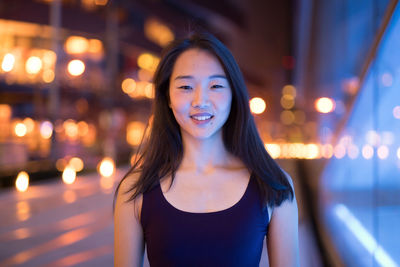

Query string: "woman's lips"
[[190, 113, 214, 125]]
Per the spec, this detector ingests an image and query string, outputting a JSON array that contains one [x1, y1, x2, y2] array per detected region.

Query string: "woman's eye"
[[178, 85, 192, 90], [211, 84, 224, 89]]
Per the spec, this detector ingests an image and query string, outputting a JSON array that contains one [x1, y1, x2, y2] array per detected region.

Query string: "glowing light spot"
[[305, 144, 320, 159], [144, 83, 155, 98], [381, 73, 393, 87], [65, 36, 89, 54], [16, 201, 30, 222], [23, 117, 35, 133], [88, 39, 103, 54], [0, 104, 12, 120], [334, 144, 346, 159], [137, 53, 159, 72], [377, 145, 389, 159], [26, 56, 42, 74], [122, 78, 136, 94], [64, 119, 78, 140], [366, 131, 380, 146], [127, 121, 146, 146], [56, 158, 68, 172], [15, 171, 29, 192], [348, 144, 359, 159], [77, 121, 89, 136], [62, 166, 76, 184], [15, 123, 27, 137], [2, 53, 15, 72], [69, 157, 84, 172], [321, 144, 333, 159], [397, 147, 400, 160], [265, 144, 281, 159], [315, 97, 335, 113], [280, 94, 295, 109], [249, 97, 266, 114], [393, 106, 400, 119], [95, 0, 108, 6], [282, 85, 296, 97], [67, 59, 85, 76], [362, 145, 374, 159], [280, 110, 295, 125], [144, 18, 175, 47], [42, 69, 55, 83], [98, 157, 115, 177]]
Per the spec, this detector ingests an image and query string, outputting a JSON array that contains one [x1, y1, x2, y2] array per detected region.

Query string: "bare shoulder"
[[116, 171, 143, 222]]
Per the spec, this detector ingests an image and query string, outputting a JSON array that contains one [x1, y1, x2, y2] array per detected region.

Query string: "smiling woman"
[[114, 33, 299, 267]]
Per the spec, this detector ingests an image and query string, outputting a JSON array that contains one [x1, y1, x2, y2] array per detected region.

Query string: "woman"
[[114, 33, 299, 266]]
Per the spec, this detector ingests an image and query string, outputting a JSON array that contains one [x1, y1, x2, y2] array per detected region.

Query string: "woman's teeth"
[[191, 115, 212, 121]]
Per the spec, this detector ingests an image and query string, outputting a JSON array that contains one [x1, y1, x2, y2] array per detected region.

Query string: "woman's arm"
[[267, 174, 300, 267], [114, 174, 145, 266]]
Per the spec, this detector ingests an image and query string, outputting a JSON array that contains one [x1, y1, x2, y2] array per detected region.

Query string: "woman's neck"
[[180, 131, 235, 174]]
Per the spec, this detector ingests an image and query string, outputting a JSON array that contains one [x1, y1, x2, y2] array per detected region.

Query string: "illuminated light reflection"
[[249, 97, 266, 114], [100, 176, 114, 193], [122, 78, 136, 94], [63, 190, 77, 203], [69, 157, 84, 172], [98, 157, 115, 177], [393, 106, 400, 119], [2, 53, 15, 72], [16, 201, 30, 222], [62, 166, 76, 184], [88, 39, 103, 54], [0, 104, 12, 119], [64, 119, 78, 140], [315, 97, 335, 113], [397, 147, 400, 160], [77, 121, 89, 136], [137, 53, 159, 72], [377, 145, 389, 159], [67, 59, 85, 76], [334, 144, 346, 159], [56, 158, 68, 172], [15, 122, 27, 137], [348, 145, 359, 159], [26, 56, 42, 74], [362, 145, 374, 159], [265, 143, 281, 159], [15, 171, 29, 192], [40, 120, 54, 139], [334, 204, 397, 267]]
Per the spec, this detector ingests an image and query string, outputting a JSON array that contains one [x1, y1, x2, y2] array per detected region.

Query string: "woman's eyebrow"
[[174, 74, 227, 80]]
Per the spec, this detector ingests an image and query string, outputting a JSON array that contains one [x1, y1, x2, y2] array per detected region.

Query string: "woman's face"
[[169, 48, 232, 140]]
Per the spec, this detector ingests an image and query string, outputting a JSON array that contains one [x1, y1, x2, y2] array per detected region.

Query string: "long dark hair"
[[116, 32, 293, 208]]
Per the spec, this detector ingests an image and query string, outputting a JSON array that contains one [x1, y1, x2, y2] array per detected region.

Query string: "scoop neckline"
[[158, 175, 252, 215]]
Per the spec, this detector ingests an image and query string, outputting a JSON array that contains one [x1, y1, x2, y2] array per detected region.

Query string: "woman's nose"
[[191, 86, 210, 108]]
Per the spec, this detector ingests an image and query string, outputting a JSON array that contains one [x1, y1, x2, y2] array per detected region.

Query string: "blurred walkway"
[[0, 164, 322, 267]]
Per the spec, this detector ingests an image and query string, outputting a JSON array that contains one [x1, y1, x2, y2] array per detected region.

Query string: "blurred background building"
[[0, 0, 399, 266]]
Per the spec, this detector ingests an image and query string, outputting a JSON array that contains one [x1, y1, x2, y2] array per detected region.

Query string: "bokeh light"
[[265, 143, 281, 159], [122, 78, 136, 94], [25, 56, 42, 74], [362, 145, 374, 159], [15, 122, 27, 137], [377, 145, 389, 159], [98, 157, 115, 177], [2, 53, 15, 72], [249, 97, 266, 114], [393, 106, 400, 119], [127, 121, 146, 146], [315, 97, 335, 113], [67, 59, 85, 76], [65, 36, 89, 54], [15, 171, 29, 192], [62, 166, 76, 184], [280, 110, 295, 125], [69, 157, 84, 172]]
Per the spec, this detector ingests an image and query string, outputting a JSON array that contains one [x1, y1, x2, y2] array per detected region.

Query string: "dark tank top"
[[140, 174, 270, 267]]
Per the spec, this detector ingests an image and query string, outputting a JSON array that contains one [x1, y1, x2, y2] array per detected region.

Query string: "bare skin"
[[114, 49, 299, 266]]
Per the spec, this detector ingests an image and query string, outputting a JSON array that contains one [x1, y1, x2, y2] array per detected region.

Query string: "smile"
[[191, 115, 213, 121]]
